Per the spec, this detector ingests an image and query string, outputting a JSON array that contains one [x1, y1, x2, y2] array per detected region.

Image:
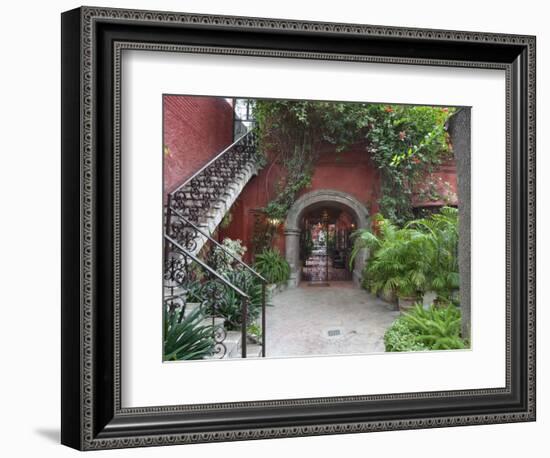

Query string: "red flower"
[[412, 157, 421, 164], [384, 106, 394, 113]]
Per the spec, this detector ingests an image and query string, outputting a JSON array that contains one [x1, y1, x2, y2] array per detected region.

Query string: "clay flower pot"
[[398, 295, 417, 313]]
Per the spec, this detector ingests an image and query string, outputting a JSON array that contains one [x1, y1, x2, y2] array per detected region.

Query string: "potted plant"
[[396, 284, 421, 313], [253, 248, 291, 294]]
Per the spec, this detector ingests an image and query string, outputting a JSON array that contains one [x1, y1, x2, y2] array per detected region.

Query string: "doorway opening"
[[300, 206, 356, 285]]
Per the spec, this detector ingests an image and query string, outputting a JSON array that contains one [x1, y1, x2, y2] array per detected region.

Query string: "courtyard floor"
[[265, 282, 400, 358]]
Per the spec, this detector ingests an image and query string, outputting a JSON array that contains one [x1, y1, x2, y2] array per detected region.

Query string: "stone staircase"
[[166, 130, 259, 257], [163, 130, 267, 360]]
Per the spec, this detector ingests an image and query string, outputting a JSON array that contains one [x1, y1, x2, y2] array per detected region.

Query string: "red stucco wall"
[[218, 144, 383, 262], [163, 95, 234, 194], [163, 96, 459, 263], [411, 156, 458, 207], [219, 144, 458, 262]]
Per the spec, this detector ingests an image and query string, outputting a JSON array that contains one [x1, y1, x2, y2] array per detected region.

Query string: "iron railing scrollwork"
[[167, 130, 259, 227], [164, 235, 252, 359], [163, 129, 267, 359]]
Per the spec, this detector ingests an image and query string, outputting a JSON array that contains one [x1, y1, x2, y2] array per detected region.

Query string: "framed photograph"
[[61, 6, 536, 450]]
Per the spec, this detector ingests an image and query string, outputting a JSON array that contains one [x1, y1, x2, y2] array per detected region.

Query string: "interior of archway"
[[299, 203, 357, 284]]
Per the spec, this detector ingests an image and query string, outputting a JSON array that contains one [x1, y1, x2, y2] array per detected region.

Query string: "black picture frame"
[[61, 6, 536, 450]]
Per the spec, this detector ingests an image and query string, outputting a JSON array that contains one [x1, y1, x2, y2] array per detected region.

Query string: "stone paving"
[[265, 282, 400, 358]]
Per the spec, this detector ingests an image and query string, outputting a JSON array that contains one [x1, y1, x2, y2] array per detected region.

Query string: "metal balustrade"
[[163, 130, 267, 359]]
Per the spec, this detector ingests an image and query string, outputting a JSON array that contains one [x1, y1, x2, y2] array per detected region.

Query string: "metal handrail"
[[164, 234, 250, 299], [168, 206, 268, 284], [164, 127, 266, 358], [168, 130, 254, 197], [165, 233, 251, 358]]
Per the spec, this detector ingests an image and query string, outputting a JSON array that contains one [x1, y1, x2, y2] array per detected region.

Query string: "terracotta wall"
[[218, 144, 382, 262], [219, 145, 459, 262], [163, 95, 234, 194], [162, 95, 460, 263], [411, 156, 458, 207]]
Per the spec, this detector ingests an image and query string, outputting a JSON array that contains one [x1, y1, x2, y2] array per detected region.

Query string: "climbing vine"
[[253, 100, 321, 220], [364, 105, 454, 223], [254, 100, 455, 226]]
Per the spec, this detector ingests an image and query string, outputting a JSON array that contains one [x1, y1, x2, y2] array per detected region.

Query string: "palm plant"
[[350, 215, 428, 299], [253, 248, 291, 285], [351, 207, 459, 303], [163, 306, 214, 361], [406, 206, 459, 301]]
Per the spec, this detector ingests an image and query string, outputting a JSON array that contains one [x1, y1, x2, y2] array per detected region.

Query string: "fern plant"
[[253, 248, 291, 285], [163, 306, 214, 361], [384, 303, 468, 352], [401, 303, 465, 350]]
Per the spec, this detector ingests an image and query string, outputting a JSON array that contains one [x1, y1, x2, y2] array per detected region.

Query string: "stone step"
[[182, 302, 202, 316], [166, 156, 258, 256], [171, 200, 223, 209], [199, 317, 225, 328], [224, 330, 242, 358], [223, 343, 263, 359], [222, 340, 238, 359], [245, 344, 263, 358]]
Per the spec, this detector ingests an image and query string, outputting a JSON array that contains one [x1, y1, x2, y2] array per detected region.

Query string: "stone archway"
[[284, 189, 370, 287]]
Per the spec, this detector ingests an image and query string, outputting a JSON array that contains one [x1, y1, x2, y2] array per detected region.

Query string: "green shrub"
[[352, 207, 459, 301], [350, 215, 428, 298], [163, 306, 214, 361], [247, 322, 262, 343], [384, 319, 429, 352], [209, 238, 247, 275], [205, 270, 271, 330], [406, 207, 459, 301], [384, 303, 468, 352], [254, 248, 290, 284]]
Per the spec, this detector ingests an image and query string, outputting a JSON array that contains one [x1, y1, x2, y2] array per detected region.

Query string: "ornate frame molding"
[[61, 6, 536, 450]]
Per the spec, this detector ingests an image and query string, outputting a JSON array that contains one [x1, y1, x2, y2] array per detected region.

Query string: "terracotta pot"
[[379, 289, 398, 305], [398, 296, 417, 313]]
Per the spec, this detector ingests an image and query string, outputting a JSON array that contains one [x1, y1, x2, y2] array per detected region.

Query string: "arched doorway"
[[284, 190, 369, 287], [300, 206, 356, 284]]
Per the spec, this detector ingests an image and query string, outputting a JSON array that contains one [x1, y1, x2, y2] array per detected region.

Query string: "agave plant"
[[253, 248, 290, 285], [203, 270, 271, 331], [163, 306, 214, 361]]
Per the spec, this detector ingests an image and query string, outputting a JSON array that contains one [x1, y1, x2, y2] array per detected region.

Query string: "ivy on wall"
[[254, 100, 455, 226]]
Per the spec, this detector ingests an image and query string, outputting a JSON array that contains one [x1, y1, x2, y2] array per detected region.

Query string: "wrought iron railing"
[[163, 129, 266, 359], [167, 130, 258, 226], [164, 234, 251, 359]]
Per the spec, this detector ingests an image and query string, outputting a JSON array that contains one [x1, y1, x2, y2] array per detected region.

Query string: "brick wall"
[[218, 144, 383, 262], [163, 96, 460, 263], [163, 95, 234, 194]]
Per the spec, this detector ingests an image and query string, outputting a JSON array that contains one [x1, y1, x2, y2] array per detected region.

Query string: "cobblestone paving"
[[265, 282, 399, 358]]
